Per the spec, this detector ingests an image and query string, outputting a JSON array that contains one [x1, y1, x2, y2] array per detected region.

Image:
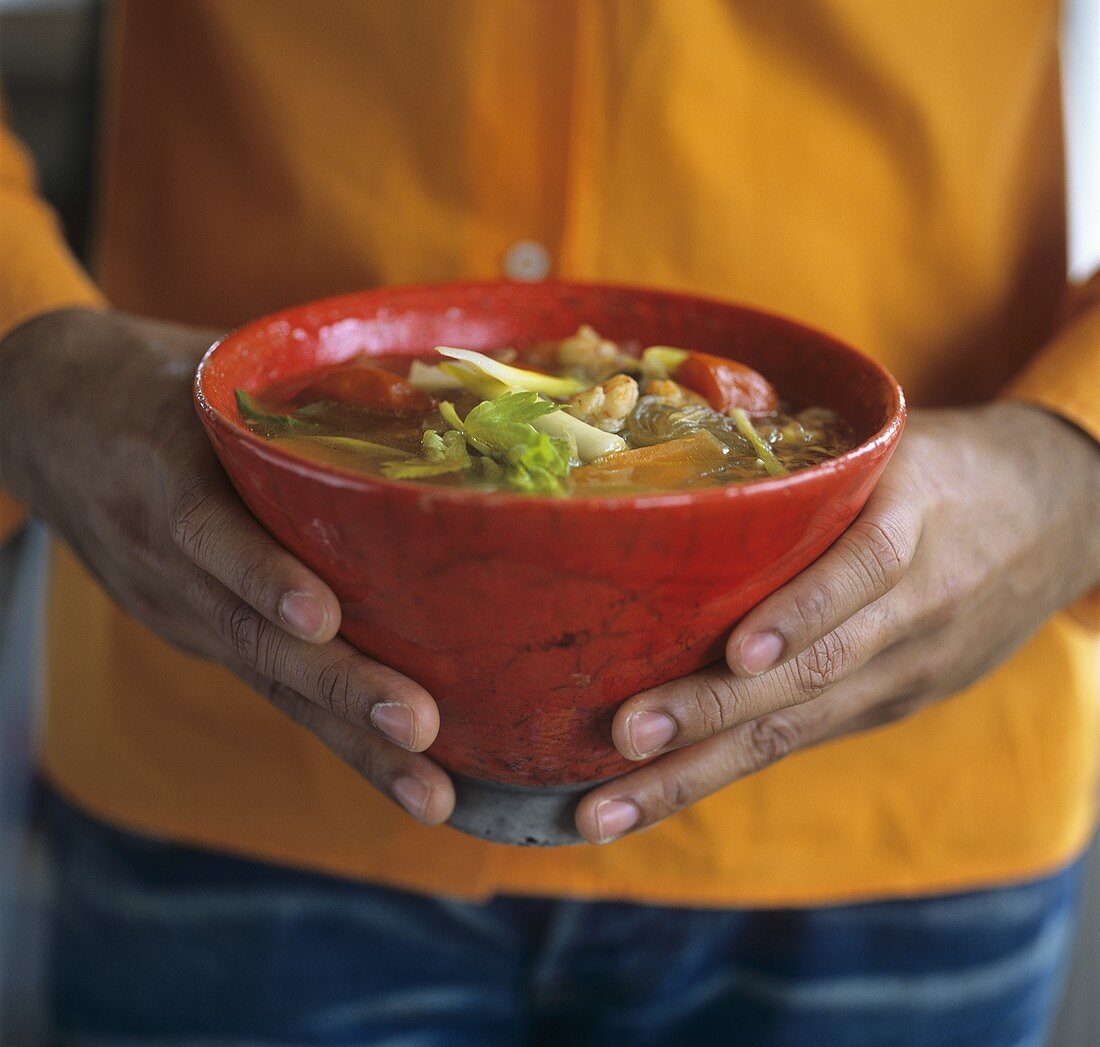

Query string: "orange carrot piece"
[[675, 351, 777, 415], [572, 431, 727, 489]]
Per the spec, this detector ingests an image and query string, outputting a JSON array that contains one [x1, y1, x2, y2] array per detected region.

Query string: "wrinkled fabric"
[[0, 1, 1096, 905], [44, 793, 1083, 1047]]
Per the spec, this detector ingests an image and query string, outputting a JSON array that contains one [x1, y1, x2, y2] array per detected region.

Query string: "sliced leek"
[[407, 359, 465, 393], [436, 346, 587, 399], [438, 362, 510, 400], [730, 408, 787, 477]]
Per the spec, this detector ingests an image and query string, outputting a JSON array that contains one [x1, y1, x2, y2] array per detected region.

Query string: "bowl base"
[[448, 773, 611, 846]]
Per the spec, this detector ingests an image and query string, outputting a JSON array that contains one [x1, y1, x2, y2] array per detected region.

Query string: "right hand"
[[0, 308, 454, 824]]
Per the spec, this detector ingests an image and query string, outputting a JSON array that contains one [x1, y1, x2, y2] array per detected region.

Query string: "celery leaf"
[[381, 428, 471, 479]]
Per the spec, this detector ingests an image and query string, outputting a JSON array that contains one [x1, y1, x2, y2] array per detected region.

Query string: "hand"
[[577, 403, 1100, 844], [0, 308, 453, 824]]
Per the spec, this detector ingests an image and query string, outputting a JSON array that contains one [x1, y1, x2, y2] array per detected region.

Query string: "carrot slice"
[[674, 351, 777, 415], [572, 431, 728, 489]]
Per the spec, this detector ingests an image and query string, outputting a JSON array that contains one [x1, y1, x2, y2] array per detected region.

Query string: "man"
[[1, 2, 1098, 1043]]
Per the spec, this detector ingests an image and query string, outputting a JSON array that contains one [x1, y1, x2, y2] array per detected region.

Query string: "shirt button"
[[502, 239, 552, 281]]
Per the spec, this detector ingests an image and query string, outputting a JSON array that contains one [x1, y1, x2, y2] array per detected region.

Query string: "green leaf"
[[462, 391, 561, 454], [464, 393, 571, 494], [500, 429, 573, 495], [421, 430, 449, 457], [235, 389, 312, 430], [381, 428, 471, 479], [383, 393, 572, 494]]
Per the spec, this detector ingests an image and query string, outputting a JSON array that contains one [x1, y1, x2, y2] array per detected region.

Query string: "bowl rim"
[[194, 279, 907, 512]]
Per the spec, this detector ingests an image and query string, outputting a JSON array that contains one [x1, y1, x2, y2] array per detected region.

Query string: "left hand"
[[576, 403, 1100, 844]]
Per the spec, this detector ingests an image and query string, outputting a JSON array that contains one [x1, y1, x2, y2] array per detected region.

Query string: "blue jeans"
[[43, 792, 1082, 1046]]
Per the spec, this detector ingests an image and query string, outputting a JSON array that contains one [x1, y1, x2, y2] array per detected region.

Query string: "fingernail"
[[737, 631, 784, 675], [392, 776, 431, 820], [596, 799, 641, 843], [279, 590, 328, 641], [370, 702, 416, 748], [627, 710, 677, 757]]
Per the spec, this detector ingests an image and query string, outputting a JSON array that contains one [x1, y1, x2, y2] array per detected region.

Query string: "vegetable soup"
[[236, 325, 854, 496]]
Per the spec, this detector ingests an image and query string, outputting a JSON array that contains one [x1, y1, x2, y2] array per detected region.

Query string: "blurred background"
[[1, 0, 1098, 1042]]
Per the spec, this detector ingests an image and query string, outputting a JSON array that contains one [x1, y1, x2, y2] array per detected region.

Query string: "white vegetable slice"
[[438, 363, 510, 400], [436, 346, 587, 399], [407, 360, 465, 393], [532, 410, 627, 462]]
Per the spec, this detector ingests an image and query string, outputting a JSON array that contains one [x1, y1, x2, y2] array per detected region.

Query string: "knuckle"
[[903, 650, 946, 696], [170, 475, 222, 560], [795, 632, 850, 696], [657, 769, 696, 814], [863, 650, 946, 727], [946, 578, 976, 620], [231, 541, 282, 611], [216, 597, 262, 664], [788, 583, 837, 635], [314, 657, 358, 720], [918, 584, 964, 631], [744, 712, 802, 770], [873, 693, 925, 726], [840, 517, 911, 598], [690, 676, 740, 735]]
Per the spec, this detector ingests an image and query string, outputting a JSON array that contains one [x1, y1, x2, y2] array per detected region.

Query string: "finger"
[[725, 489, 922, 677], [584, 636, 944, 843], [169, 470, 342, 643], [239, 667, 454, 825], [579, 699, 834, 843], [614, 600, 894, 759], [195, 574, 440, 751]]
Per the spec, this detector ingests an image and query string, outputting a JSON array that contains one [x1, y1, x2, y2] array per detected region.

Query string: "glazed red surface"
[[263, 359, 433, 415], [195, 282, 905, 786]]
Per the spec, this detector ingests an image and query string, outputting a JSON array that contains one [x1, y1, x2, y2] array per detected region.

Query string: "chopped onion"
[[407, 360, 465, 393], [532, 410, 627, 462]]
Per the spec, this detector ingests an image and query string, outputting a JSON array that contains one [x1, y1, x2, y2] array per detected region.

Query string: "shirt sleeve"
[[0, 117, 107, 544], [1005, 269, 1100, 628]]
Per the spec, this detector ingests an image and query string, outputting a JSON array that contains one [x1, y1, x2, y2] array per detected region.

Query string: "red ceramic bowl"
[[195, 281, 904, 790]]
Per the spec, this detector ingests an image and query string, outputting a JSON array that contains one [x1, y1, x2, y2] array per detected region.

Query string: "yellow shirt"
[[2, 0, 1099, 906]]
